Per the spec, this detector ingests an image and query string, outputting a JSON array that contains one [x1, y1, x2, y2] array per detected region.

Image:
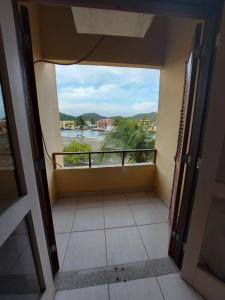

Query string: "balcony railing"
[[52, 149, 157, 169]]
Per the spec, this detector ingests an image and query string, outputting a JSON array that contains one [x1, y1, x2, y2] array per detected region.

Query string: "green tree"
[[90, 118, 95, 125], [76, 116, 86, 138], [113, 117, 123, 126], [63, 141, 91, 165], [101, 118, 155, 163]]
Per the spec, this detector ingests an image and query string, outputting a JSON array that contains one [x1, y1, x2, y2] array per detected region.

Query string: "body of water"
[[61, 129, 106, 140]]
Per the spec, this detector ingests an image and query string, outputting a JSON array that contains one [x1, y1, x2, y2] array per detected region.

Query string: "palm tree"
[[76, 116, 86, 139], [101, 118, 155, 163]]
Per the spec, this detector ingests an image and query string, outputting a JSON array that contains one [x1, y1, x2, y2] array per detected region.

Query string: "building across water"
[[96, 118, 113, 130]]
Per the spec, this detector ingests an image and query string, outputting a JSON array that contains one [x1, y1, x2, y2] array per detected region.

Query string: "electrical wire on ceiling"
[[34, 36, 105, 65], [36, 36, 105, 167]]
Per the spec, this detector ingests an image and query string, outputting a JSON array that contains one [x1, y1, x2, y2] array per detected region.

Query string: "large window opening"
[[55, 65, 160, 167]]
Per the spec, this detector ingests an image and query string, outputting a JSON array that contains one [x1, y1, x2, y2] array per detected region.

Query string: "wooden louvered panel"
[[169, 56, 192, 226], [169, 23, 202, 265]]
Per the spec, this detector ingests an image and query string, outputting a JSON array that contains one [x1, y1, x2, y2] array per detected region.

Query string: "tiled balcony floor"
[[52, 191, 170, 272], [55, 273, 204, 300]]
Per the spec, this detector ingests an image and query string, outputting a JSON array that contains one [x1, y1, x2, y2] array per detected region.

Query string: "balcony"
[[52, 149, 157, 195], [51, 149, 179, 291], [52, 190, 174, 290]]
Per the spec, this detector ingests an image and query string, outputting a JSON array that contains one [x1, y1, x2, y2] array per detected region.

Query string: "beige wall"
[[154, 18, 197, 205], [37, 5, 167, 67], [55, 164, 155, 195], [27, 4, 63, 204], [34, 63, 63, 204]]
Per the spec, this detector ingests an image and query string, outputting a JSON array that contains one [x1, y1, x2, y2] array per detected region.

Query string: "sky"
[[0, 83, 6, 119], [55, 65, 160, 117]]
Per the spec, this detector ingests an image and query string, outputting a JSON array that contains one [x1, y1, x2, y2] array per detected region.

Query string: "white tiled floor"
[[157, 273, 204, 300], [52, 210, 76, 233], [139, 223, 169, 259], [52, 191, 170, 272], [55, 285, 109, 300], [109, 277, 164, 300], [55, 233, 70, 270], [106, 226, 148, 265], [104, 205, 135, 228], [53, 192, 204, 299], [77, 194, 104, 208], [62, 230, 107, 271], [72, 207, 104, 231], [54, 197, 78, 210], [55, 274, 204, 300], [130, 203, 165, 225]]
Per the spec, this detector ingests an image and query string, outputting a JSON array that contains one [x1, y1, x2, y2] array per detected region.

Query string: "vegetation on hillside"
[[59, 111, 157, 124], [59, 112, 77, 121], [59, 112, 106, 123]]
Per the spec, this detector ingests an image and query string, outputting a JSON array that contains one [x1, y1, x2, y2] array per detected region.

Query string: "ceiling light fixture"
[[72, 7, 154, 38]]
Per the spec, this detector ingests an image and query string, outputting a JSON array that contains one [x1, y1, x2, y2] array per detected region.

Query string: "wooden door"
[[169, 24, 202, 264], [181, 6, 225, 299]]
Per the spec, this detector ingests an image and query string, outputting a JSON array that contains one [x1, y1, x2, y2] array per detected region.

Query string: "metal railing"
[[52, 148, 157, 169]]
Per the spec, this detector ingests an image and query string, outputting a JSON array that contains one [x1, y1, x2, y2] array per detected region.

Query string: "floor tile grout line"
[[59, 205, 77, 271], [156, 276, 166, 300], [136, 224, 151, 261], [74, 202, 160, 210], [129, 201, 152, 261], [70, 206, 78, 232], [107, 284, 111, 300], [153, 202, 169, 223], [103, 204, 109, 267], [54, 199, 164, 210], [54, 206, 103, 211], [60, 232, 72, 272], [55, 221, 168, 235], [127, 201, 138, 225]]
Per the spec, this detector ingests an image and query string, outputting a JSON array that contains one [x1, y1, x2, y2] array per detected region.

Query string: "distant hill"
[[59, 112, 77, 121], [59, 112, 105, 122], [59, 112, 157, 122], [79, 113, 106, 122], [131, 112, 157, 120]]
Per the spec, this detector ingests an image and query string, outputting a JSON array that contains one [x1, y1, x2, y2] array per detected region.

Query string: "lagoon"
[[60, 129, 106, 140]]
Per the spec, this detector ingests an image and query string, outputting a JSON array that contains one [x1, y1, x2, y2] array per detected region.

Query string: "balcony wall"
[[54, 164, 155, 195], [154, 17, 197, 205], [26, 4, 63, 204]]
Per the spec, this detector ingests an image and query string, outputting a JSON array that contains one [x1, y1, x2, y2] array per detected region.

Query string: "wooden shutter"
[[169, 59, 191, 227], [169, 24, 202, 264]]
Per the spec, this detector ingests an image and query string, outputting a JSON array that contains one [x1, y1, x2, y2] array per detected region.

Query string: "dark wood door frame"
[[171, 5, 224, 267], [14, 0, 223, 270], [12, 2, 59, 275]]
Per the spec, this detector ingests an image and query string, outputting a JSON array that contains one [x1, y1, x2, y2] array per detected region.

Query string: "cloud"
[[55, 64, 160, 116], [59, 83, 117, 100]]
